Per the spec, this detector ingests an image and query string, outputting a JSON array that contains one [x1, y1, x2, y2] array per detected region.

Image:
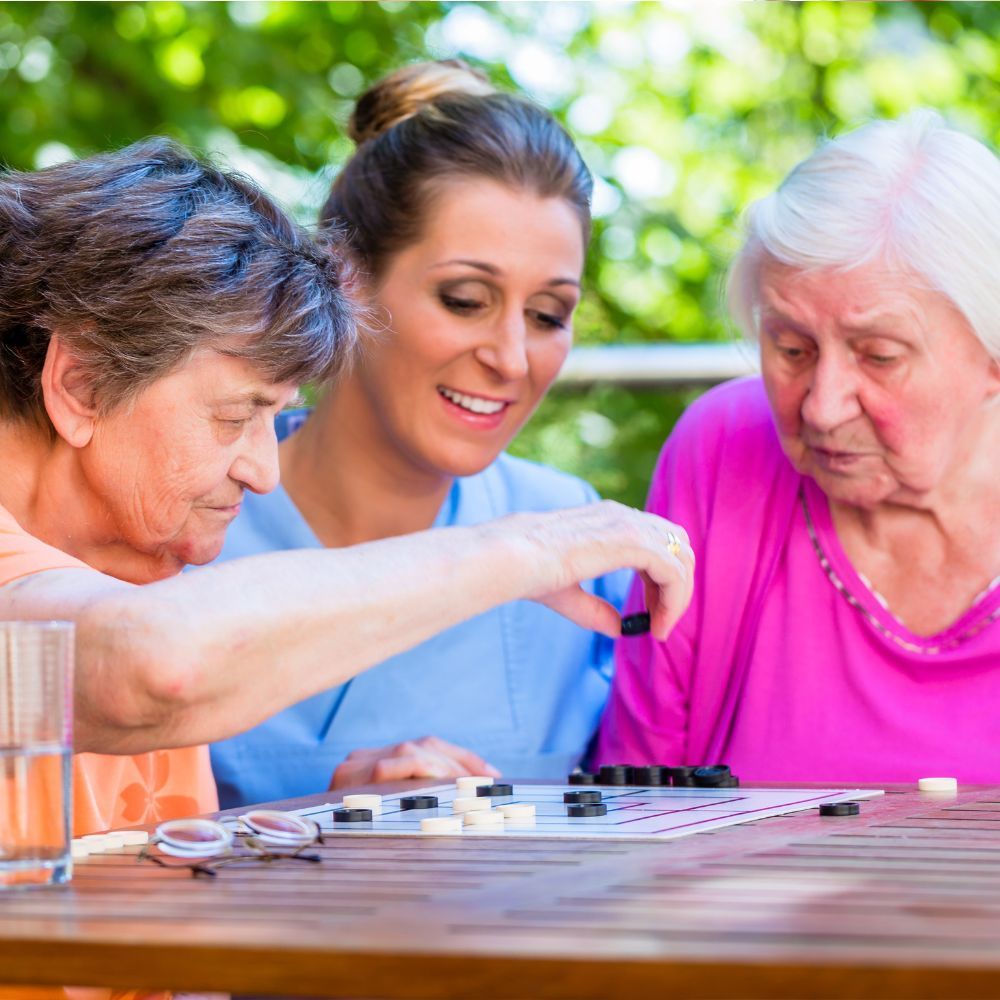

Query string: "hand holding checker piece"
[[618, 528, 688, 638]]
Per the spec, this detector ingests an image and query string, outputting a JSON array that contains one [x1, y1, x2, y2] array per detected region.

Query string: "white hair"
[[727, 110, 1000, 360]]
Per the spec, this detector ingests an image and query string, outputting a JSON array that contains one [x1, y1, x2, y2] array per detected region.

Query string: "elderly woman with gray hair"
[[0, 138, 694, 840], [599, 111, 1000, 782]]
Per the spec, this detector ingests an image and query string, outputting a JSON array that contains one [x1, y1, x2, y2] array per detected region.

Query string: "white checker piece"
[[455, 776, 494, 793], [918, 777, 958, 793], [342, 793, 383, 816], [294, 784, 883, 842]]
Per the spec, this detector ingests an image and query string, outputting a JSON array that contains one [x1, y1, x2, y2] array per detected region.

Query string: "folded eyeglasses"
[[137, 810, 322, 877]]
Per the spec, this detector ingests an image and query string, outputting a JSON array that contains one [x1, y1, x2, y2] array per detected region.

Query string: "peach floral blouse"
[[0, 503, 218, 838], [0, 504, 219, 1000]]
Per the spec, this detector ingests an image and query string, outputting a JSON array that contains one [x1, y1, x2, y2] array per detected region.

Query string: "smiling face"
[[758, 258, 1000, 510], [353, 178, 585, 480], [84, 349, 298, 574]]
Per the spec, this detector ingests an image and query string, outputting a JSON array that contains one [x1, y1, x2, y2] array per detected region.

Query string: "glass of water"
[[0, 621, 74, 888]]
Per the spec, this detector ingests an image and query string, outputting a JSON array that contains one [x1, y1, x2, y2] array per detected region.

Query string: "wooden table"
[[2, 782, 1000, 998]]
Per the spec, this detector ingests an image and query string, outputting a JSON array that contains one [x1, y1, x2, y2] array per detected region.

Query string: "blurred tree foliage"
[[1, 1, 997, 505]]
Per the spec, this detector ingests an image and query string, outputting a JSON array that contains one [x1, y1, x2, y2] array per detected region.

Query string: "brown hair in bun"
[[348, 59, 494, 146], [322, 59, 592, 279]]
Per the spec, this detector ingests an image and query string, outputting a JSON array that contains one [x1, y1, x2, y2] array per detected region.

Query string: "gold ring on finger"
[[665, 531, 683, 558]]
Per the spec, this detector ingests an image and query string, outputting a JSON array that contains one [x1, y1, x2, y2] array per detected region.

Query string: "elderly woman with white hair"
[[598, 111, 1000, 782]]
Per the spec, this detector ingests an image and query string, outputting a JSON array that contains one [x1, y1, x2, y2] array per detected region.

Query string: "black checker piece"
[[820, 801, 860, 817], [621, 611, 651, 635], [599, 764, 634, 786], [567, 802, 608, 818], [332, 807, 373, 823], [631, 765, 670, 785], [564, 790, 602, 804], [476, 783, 514, 797], [668, 766, 698, 786], [693, 765, 732, 787], [399, 795, 439, 810]]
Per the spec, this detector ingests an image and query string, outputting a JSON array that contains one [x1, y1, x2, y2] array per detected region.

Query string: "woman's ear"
[[986, 355, 1000, 406], [41, 334, 97, 448]]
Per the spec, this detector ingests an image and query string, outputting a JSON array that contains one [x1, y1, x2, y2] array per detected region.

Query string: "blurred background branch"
[[1, 0, 996, 505]]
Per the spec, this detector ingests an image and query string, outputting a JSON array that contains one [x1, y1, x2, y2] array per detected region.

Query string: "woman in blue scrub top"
[[210, 60, 629, 808]]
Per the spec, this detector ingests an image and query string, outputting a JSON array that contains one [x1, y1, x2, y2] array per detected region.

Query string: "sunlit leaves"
[[157, 34, 206, 88], [219, 86, 288, 128], [0, 1, 995, 504]]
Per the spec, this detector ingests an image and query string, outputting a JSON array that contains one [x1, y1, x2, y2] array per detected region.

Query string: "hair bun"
[[349, 59, 495, 146]]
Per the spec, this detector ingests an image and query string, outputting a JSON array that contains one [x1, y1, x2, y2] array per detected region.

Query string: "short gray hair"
[[727, 110, 1000, 360], [0, 137, 358, 430]]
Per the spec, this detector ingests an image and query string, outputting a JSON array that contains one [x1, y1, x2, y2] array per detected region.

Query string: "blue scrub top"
[[208, 421, 629, 808]]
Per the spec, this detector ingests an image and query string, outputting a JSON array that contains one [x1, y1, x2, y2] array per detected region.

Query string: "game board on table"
[[291, 767, 883, 843]]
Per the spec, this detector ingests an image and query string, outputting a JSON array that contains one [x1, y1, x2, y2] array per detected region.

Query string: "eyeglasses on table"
[[136, 809, 323, 877]]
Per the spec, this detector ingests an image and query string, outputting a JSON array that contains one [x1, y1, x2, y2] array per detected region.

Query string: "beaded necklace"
[[801, 488, 1000, 656]]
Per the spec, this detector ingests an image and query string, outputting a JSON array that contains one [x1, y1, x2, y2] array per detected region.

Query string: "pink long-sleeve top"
[[597, 378, 1000, 783]]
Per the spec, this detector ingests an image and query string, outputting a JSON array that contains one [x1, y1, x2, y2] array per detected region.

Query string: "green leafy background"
[[2, 1, 996, 506]]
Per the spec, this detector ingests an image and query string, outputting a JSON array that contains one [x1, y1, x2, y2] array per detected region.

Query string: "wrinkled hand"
[[509, 501, 695, 641], [329, 735, 501, 790]]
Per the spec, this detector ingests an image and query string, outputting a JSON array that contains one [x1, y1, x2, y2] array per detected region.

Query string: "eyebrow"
[[838, 312, 910, 334], [216, 390, 290, 409], [760, 309, 810, 334], [762, 305, 910, 336], [432, 258, 581, 290]]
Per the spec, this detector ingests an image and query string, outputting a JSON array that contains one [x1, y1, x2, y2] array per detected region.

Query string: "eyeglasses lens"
[[156, 818, 234, 858], [242, 810, 319, 847]]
